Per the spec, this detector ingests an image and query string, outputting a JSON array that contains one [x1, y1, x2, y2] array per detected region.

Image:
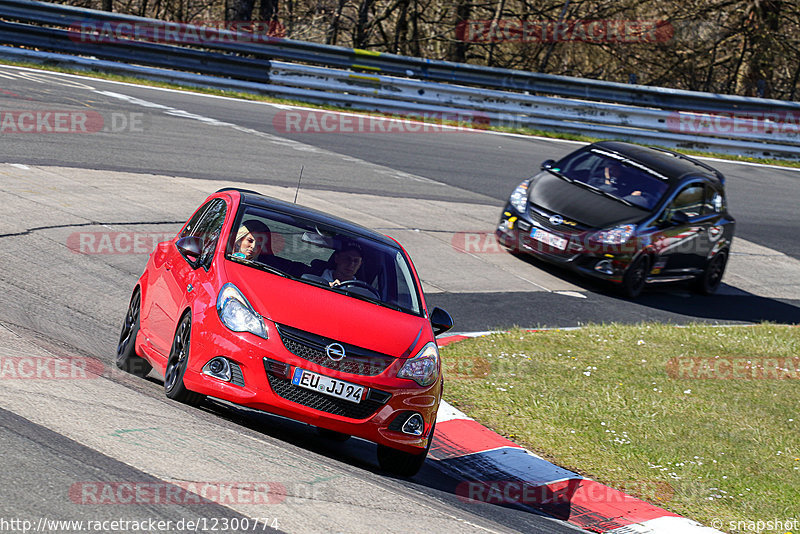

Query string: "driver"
[[321, 243, 363, 287], [602, 161, 643, 200], [601, 161, 624, 190]]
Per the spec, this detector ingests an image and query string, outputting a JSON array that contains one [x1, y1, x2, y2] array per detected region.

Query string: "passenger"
[[321, 243, 363, 287], [232, 220, 272, 260]]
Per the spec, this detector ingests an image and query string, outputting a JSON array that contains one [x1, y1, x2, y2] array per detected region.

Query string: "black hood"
[[528, 172, 645, 228]]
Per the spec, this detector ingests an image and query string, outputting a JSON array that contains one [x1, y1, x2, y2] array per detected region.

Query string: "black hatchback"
[[496, 141, 735, 297]]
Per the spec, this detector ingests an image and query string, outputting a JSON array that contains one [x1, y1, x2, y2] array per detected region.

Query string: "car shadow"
[[191, 398, 575, 532], [512, 253, 800, 325], [127, 336, 575, 529]]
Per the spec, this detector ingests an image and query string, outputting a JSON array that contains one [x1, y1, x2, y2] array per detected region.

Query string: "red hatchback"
[[116, 188, 453, 476]]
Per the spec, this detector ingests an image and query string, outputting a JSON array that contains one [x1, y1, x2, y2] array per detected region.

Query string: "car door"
[[160, 198, 228, 339], [146, 199, 226, 356], [650, 183, 709, 275], [144, 201, 212, 355], [700, 184, 729, 255]]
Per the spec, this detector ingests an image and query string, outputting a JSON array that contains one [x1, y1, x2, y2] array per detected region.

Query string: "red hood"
[[224, 261, 428, 358]]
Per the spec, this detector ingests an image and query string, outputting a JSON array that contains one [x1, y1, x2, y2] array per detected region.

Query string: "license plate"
[[531, 228, 568, 250], [291, 368, 366, 403]]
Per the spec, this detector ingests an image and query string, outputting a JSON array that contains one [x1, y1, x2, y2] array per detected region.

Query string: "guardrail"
[[1, 0, 798, 159]]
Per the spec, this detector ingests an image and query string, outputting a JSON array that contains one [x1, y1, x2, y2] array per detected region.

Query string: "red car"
[[116, 188, 453, 476]]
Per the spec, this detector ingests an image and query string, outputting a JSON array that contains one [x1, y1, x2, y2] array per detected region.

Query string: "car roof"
[[591, 141, 725, 186], [217, 188, 400, 249]]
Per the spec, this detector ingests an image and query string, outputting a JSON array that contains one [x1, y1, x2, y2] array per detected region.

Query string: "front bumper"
[[182, 316, 439, 454], [495, 208, 637, 284]]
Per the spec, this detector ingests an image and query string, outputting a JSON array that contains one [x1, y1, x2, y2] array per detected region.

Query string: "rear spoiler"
[[215, 187, 263, 196]]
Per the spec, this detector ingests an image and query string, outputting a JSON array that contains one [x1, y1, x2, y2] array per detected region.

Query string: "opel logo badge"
[[549, 214, 563, 225], [325, 343, 346, 361]]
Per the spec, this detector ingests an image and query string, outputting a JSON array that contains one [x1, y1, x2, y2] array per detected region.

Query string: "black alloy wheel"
[[693, 251, 728, 295], [116, 288, 153, 377], [621, 254, 650, 298], [164, 313, 204, 405]]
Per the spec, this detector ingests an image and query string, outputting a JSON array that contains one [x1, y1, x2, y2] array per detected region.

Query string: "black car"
[[496, 141, 735, 297]]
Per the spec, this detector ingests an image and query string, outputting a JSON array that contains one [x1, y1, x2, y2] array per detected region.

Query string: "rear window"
[[226, 204, 422, 316]]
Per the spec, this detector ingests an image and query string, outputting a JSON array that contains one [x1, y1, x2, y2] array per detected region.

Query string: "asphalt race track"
[[1, 65, 799, 533], [2, 67, 799, 331]]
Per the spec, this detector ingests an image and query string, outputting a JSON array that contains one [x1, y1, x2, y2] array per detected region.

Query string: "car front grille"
[[528, 205, 589, 235], [276, 324, 395, 376], [265, 371, 388, 420], [519, 241, 580, 263]]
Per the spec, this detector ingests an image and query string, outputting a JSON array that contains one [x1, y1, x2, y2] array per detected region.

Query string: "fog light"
[[516, 219, 531, 232], [203, 357, 232, 382], [594, 259, 614, 275], [402, 413, 425, 436]]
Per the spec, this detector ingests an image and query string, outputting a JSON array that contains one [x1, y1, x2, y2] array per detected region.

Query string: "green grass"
[[440, 323, 800, 532], [2, 58, 799, 169]]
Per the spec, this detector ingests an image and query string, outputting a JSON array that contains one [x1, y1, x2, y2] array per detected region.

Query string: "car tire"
[[316, 427, 351, 442], [692, 251, 728, 295], [164, 313, 204, 406], [376, 422, 435, 477], [621, 254, 650, 299], [116, 288, 153, 378]]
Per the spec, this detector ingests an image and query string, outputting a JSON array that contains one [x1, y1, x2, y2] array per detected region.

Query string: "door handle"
[[165, 261, 173, 271], [187, 284, 194, 293]]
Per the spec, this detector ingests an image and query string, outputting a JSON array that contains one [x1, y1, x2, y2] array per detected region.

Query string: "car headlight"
[[592, 224, 636, 245], [216, 283, 268, 339], [397, 341, 439, 387], [509, 180, 530, 213]]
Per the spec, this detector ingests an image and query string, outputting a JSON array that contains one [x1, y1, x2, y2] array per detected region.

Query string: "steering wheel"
[[337, 280, 381, 299], [586, 174, 603, 187]]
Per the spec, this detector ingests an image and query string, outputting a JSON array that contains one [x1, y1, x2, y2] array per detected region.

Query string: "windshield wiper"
[[545, 168, 574, 182], [228, 256, 290, 278], [328, 285, 405, 312], [572, 181, 635, 207]]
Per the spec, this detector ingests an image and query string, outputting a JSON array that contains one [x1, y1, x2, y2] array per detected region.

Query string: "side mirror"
[[176, 236, 203, 260], [670, 210, 690, 225], [430, 307, 454, 336], [541, 159, 556, 171]]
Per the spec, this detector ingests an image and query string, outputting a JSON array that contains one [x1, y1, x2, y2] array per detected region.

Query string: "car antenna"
[[293, 166, 304, 204]]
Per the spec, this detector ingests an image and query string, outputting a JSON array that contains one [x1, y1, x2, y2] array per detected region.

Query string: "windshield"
[[226, 204, 422, 316], [553, 148, 669, 211]]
